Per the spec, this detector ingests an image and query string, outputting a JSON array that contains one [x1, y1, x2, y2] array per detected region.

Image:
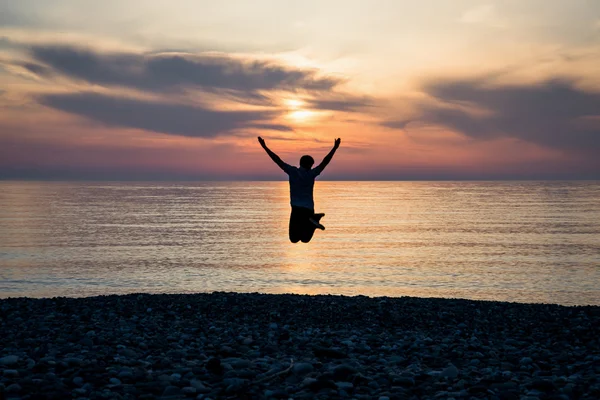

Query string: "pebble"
[[440, 364, 459, 379], [0, 292, 597, 399], [0, 355, 19, 365], [3, 369, 19, 378], [6, 383, 22, 393], [292, 362, 315, 376], [182, 386, 197, 394]]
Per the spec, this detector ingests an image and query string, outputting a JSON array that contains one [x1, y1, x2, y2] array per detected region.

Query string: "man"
[[258, 136, 341, 243]]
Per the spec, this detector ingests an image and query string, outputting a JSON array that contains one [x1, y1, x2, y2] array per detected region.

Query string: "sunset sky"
[[1, 0, 599, 180]]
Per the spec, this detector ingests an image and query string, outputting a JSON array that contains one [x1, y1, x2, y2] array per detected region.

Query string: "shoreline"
[[1, 292, 598, 399]]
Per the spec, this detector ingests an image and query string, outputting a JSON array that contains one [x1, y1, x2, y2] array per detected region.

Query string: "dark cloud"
[[306, 95, 373, 112], [29, 45, 339, 95], [380, 120, 410, 130], [40, 92, 291, 138], [19, 61, 52, 77], [383, 77, 600, 151]]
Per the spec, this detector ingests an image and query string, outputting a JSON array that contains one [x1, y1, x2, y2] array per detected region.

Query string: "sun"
[[284, 98, 316, 122], [285, 99, 305, 109]]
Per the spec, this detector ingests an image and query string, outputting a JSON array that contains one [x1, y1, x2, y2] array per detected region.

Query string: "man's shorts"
[[289, 206, 315, 243]]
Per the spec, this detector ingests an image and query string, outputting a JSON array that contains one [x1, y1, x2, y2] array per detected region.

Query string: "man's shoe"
[[309, 218, 325, 230], [313, 213, 325, 221]]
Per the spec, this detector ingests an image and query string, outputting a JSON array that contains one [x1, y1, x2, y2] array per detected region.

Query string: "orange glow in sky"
[[0, 1, 599, 180]]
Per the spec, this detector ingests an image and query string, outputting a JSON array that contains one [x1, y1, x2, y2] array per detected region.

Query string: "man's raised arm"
[[314, 138, 341, 174], [258, 137, 289, 172]]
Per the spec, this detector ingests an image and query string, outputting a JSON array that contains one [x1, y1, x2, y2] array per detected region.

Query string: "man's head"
[[299, 155, 314, 169]]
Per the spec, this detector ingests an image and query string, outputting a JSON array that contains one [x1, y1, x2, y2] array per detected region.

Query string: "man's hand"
[[334, 138, 341, 148], [258, 136, 266, 147]]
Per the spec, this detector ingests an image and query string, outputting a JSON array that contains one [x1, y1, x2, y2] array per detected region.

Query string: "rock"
[[206, 357, 222, 374], [118, 369, 134, 379], [242, 337, 253, 345], [224, 378, 247, 394], [64, 357, 83, 366], [222, 378, 246, 387], [170, 373, 182, 381], [313, 346, 347, 359], [72, 376, 84, 386], [109, 377, 122, 385], [293, 362, 315, 376], [0, 355, 19, 365], [230, 358, 251, 369], [182, 386, 197, 395], [3, 369, 19, 378], [332, 364, 358, 380], [306, 376, 337, 391], [269, 322, 278, 329], [440, 364, 459, 379], [530, 379, 556, 392], [6, 383, 22, 393], [335, 381, 354, 390], [392, 376, 415, 387], [120, 348, 139, 358], [265, 388, 288, 398], [302, 377, 318, 387], [80, 337, 94, 347], [520, 357, 534, 365], [162, 385, 182, 396], [190, 379, 211, 393]]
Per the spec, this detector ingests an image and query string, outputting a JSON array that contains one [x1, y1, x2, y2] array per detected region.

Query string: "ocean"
[[0, 181, 598, 305]]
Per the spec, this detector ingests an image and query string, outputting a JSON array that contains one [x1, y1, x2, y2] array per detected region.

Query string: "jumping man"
[[258, 137, 341, 243]]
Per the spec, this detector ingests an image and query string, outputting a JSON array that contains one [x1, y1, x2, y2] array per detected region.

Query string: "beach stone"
[[230, 358, 251, 369], [302, 377, 318, 387], [64, 357, 83, 366], [162, 385, 182, 396], [6, 383, 22, 393], [3, 369, 19, 378], [206, 357, 222, 374], [118, 369, 134, 379], [120, 348, 138, 358], [521, 357, 534, 365], [440, 364, 459, 379], [531, 379, 556, 392], [182, 386, 197, 395], [313, 346, 347, 359], [0, 355, 19, 365], [265, 388, 288, 398], [293, 362, 315, 376], [72, 376, 84, 386], [332, 364, 358, 380], [190, 379, 210, 392], [392, 375, 415, 386], [109, 377, 122, 385], [335, 381, 354, 390]]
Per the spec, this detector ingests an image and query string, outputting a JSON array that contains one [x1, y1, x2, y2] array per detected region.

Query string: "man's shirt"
[[282, 164, 324, 210]]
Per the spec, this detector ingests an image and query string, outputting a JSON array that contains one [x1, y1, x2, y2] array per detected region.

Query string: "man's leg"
[[309, 212, 325, 230], [300, 208, 318, 243], [289, 207, 301, 243]]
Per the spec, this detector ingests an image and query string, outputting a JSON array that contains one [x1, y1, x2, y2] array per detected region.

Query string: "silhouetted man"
[[258, 137, 341, 243]]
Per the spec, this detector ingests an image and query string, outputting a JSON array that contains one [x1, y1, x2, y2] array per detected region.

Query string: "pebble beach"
[[1, 292, 599, 400]]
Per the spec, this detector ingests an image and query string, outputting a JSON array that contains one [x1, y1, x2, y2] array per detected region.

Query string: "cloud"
[[382, 77, 600, 152], [460, 4, 502, 26], [306, 95, 373, 112], [40, 92, 291, 138], [18, 61, 52, 77], [28, 45, 340, 95]]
